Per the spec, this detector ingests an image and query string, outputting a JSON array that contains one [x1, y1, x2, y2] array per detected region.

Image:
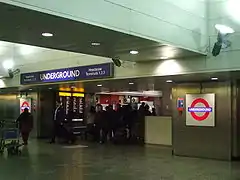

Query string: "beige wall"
[[145, 116, 172, 146], [172, 82, 232, 160]]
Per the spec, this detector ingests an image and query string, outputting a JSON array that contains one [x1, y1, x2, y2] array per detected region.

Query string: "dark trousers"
[[100, 128, 109, 143], [21, 132, 30, 144], [85, 123, 94, 140], [51, 122, 59, 142]]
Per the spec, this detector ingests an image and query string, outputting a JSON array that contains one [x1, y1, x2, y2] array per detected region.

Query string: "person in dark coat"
[[50, 100, 65, 143], [17, 108, 33, 145], [144, 104, 152, 116], [94, 104, 107, 143], [85, 106, 96, 140], [152, 108, 157, 116], [106, 105, 116, 139], [115, 104, 123, 128], [137, 102, 146, 142], [139, 102, 146, 112], [124, 105, 134, 139]]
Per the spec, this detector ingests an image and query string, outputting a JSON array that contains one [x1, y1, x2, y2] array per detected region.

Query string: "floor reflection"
[[0, 140, 239, 179]]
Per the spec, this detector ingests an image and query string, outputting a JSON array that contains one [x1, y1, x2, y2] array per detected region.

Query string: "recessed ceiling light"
[[91, 42, 101, 46], [130, 50, 139, 55], [129, 82, 134, 85], [29, 89, 32, 91], [160, 56, 168, 60], [166, 80, 173, 83], [211, 77, 218, 80], [97, 84, 102, 87], [2, 59, 14, 70], [42, 32, 53, 37], [215, 24, 235, 34]]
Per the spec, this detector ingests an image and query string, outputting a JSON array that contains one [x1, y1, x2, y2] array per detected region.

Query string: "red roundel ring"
[[190, 98, 210, 121], [21, 101, 29, 112]]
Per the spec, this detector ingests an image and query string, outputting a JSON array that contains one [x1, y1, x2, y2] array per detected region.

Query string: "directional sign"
[[186, 94, 215, 127], [20, 63, 114, 85]]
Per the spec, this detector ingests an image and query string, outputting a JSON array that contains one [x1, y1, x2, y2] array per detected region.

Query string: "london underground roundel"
[[186, 94, 215, 127], [21, 101, 30, 112]]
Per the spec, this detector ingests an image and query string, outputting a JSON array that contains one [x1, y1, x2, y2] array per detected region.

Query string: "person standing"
[[17, 108, 33, 145], [144, 104, 152, 116], [94, 104, 107, 143], [106, 105, 116, 139], [152, 108, 157, 116], [137, 102, 146, 143], [50, 100, 64, 143], [85, 106, 96, 140], [139, 102, 145, 112]]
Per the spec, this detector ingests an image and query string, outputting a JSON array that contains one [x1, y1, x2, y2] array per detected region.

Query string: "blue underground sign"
[[20, 63, 114, 84]]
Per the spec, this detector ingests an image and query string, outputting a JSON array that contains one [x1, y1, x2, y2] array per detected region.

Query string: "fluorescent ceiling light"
[[48, 87, 52, 90], [215, 24, 235, 34], [166, 80, 173, 83], [160, 56, 168, 60], [96, 91, 163, 97], [29, 89, 32, 91], [129, 82, 134, 85], [91, 42, 100, 46], [97, 84, 102, 87], [130, 50, 139, 55], [2, 59, 14, 70], [42, 32, 53, 37], [211, 77, 218, 80]]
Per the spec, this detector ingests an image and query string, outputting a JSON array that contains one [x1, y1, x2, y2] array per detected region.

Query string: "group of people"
[[86, 102, 156, 144], [15, 101, 156, 145]]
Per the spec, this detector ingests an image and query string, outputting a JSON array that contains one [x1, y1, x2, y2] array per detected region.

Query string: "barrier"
[[145, 116, 172, 146]]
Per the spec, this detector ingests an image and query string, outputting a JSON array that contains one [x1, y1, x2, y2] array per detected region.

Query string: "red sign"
[[21, 101, 30, 112], [188, 98, 212, 121]]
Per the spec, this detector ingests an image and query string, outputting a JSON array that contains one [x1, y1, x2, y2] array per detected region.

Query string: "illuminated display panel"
[[58, 91, 85, 124]]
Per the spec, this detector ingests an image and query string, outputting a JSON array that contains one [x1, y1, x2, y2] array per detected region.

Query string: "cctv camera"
[[212, 42, 222, 57], [111, 57, 121, 67], [212, 31, 232, 57], [8, 68, 20, 78]]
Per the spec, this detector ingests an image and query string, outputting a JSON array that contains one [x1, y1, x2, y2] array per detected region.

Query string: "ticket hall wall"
[[171, 81, 234, 160]]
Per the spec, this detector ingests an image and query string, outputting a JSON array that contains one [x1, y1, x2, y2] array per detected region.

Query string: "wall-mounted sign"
[[20, 63, 114, 85], [20, 98, 31, 114], [177, 97, 184, 111], [186, 93, 215, 127]]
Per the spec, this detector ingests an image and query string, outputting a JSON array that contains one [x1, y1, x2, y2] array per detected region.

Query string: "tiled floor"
[[0, 140, 240, 180]]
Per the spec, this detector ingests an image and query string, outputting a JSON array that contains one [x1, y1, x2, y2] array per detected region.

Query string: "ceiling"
[[0, 2, 204, 63], [0, 40, 82, 77]]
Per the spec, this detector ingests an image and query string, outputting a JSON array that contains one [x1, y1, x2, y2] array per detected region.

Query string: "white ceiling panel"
[[0, 2, 203, 63]]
